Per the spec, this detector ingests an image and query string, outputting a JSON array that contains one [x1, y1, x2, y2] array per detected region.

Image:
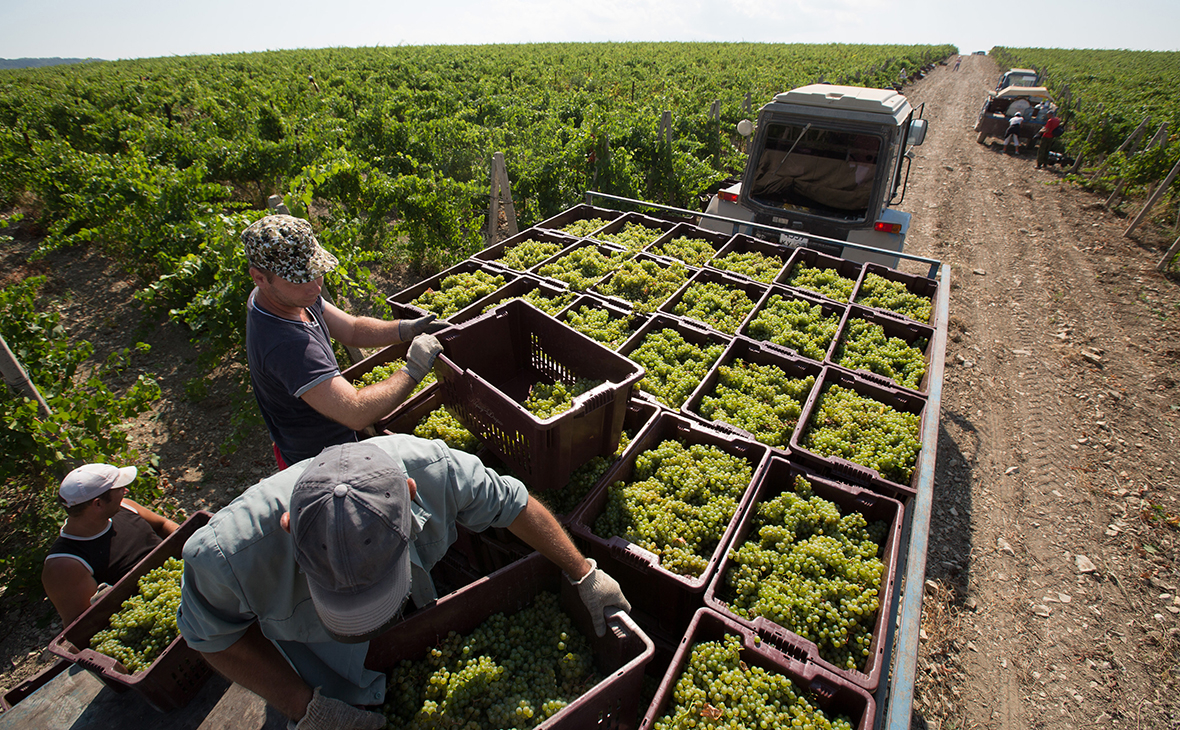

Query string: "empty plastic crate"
[[0, 659, 69, 711], [366, 552, 655, 730], [385, 259, 517, 322], [791, 366, 929, 499], [643, 222, 730, 267], [831, 304, 936, 394], [533, 203, 624, 236], [474, 229, 579, 274], [639, 608, 875, 730], [48, 511, 215, 713], [433, 299, 646, 491], [777, 247, 865, 303], [739, 284, 847, 364], [705, 232, 792, 284], [566, 410, 769, 636], [657, 267, 766, 335], [852, 261, 939, 326], [557, 293, 648, 351], [618, 313, 730, 411], [704, 455, 904, 692]]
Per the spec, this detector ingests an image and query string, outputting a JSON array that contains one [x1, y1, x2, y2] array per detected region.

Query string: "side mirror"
[[907, 119, 928, 146], [736, 119, 754, 137]]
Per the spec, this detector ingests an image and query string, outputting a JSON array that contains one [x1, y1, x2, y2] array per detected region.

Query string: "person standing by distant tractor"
[[1036, 111, 1063, 169], [1002, 110, 1025, 155]]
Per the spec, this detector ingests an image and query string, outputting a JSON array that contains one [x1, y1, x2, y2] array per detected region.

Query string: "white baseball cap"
[[59, 463, 138, 507]]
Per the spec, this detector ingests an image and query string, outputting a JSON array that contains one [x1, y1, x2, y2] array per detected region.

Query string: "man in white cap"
[[42, 464, 180, 625], [243, 214, 446, 469], [179, 437, 631, 730]]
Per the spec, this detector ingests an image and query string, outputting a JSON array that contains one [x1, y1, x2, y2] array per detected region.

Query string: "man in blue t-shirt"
[[243, 215, 445, 468]]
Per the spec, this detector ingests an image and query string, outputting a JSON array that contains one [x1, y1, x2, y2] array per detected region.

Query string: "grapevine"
[[90, 557, 183, 673], [670, 280, 755, 334], [413, 407, 482, 453], [536, 247, 628, 290], [800, 384, 921, 484], [834, 318, 928, 390], [560, 304, 639, 349], [495, 239, 567, 271], [854, 272, 932, 322], [649, 235, 718, 266], [353, 360, 436, 395], [522, 378, 604, 420], [744, 295, 841, 361], [594, 222, 665, 251], [783, 263, 856, 301], [720, 475, 886, 671], [593, 439, 753, 578], [560, 218, 611, 238], [710, 250, 785, 284], [411, 271, 507, 318], [595, 258, 689, 314], [627, 328, 724, 408], [697, 361, 815, 448]]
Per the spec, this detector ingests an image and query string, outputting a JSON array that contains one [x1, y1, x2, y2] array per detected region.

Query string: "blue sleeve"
[[177, 526, 255, 654], [445, 447, 530, 532]]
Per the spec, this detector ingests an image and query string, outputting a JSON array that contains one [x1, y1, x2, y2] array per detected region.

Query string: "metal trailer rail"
[[587, 191, 949, 730]]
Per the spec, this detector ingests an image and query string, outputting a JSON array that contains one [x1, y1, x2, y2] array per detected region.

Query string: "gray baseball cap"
[[242, 214, 339, 284], [290, 442, 413, 643]]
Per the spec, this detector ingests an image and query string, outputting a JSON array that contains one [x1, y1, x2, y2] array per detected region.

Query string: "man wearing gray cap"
[[178, 437, 630, 730], [243, 214, 446, 469]]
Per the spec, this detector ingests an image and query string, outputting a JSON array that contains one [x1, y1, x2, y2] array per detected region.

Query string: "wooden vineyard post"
[[1126, 155, 1180, 238], [1105, 123, 1167, 210], [1157, 236, 1180, 272], [1092, 116, 1150, 181], [659, 111, 673, 146], [0, 334, 53, 420], [485, 152, 518, 248]]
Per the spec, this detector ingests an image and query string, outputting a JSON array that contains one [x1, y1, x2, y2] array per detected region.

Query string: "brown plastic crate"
[[0, 658, 70, 711], [532, 239, 633, 292], [704, 456, 904, 692], [682, 335, 822, 452], [638, 608, 875, 730], [566, 410, 769, 636], [589, 252, 695, 315], [705, 232, 793, 284], [473, 229, 579, 274], [642, 222, 730, 267], [617, 313, 731, 411], [791, 367, 929, 499], [852, 261, 939, 326], [533, 203, 624, 235], [384, 259, 517, 322], [777, 247, 865, 303], [47, 511, 214, 713], [831, 304, 936, 394], [556, 293, 648, 351], [587, 212, 680, 252], [366, 552, 655, 730], [656, 267, 766, 335], [464, 275, 580, 321], [339, 340, 441, 432], [434, 299, 646, 491], [739, 284, 847, 364]]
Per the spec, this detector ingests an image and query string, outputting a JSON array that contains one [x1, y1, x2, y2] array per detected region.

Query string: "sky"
[[1, 0, 1176, 61]]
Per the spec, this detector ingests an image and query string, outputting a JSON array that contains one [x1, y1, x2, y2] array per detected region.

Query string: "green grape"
[[697, 361, 815, 448], [411, 271, 507, 318], [834, 318, 928, 390], [627, 328, 724, 408], [744, 295, 841, 361], [596, 258, 689, 314], [537, 247, 628, 290], [592, 439, 753, 578], [522, 378, 604, 420], [353, 360, 436, 395], [414, 407, 482, 453], [561, 304, 639, 349], [594, 222, 665, 251], [783, 262, 856, 301], [670, 281, 755, 334], [90, 557, 184, 673], [482, 289, 577, 316], [800, 384, 922, 484], [649, 235, 717, 266], [382, 591, 598, 729], [496, 239, 566, 271], [539, 431, 634, 516], [720, 475, 887, 671], [711, 250, 785, 283], [560, 218, 611, 238], [652, 634, 855, 730], [854, 272, 932, 322]]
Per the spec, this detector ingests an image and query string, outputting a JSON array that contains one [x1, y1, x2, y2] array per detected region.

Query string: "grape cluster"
[[522, 378, 604, 420], [834, 318, 928, 390], [744, 295, 841, 362], [537, 247, 627, 290], [854, 272, 933, 322], [800, 384, 922, 484], [594, 222, 665, 251], [90, 557, 183, 673], [353, 360, 436, 395], [783, 263, 856, 301], [560, 304, 638, 349], [592, 439, 753, 578], [539, 431, 634, 516], [414, 406, 482, 453], [382, 591, 598, 729], [496, 239, 566, 271], [649, 236, 717, 266], [627, 328, 724, 408], [560, 217, 611, 238], [412, 271, 507, 317], [482, 289, 576, 317], [721, 475, 886, 671], [670, 281, 755, 334], [652, 633, 855, 730], [710, 250, 785, 284], [596, 258, 689, 314], [697, 362, 815, 448]]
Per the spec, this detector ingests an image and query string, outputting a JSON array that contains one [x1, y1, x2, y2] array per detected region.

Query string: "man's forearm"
[[507, 498, 592, 580], [340, 315, 403, 348], [198, 623, 314, 720]]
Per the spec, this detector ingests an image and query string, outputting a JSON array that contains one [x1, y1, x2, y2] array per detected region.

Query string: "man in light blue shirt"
[[178, 437, 629, 730]]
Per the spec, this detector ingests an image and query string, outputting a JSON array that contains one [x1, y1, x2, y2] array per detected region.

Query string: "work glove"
[[568, 559, 631, 637], [402, 334, 442, 383], [398, 313, 447, 340], [291, 687, 386, 730]]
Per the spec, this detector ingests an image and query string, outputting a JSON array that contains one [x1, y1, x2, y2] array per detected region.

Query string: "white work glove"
[[398, 313, 447, 340], [568, 559, 631, 637], [401, 334, 442, 383], [291, 687, 386, 730]]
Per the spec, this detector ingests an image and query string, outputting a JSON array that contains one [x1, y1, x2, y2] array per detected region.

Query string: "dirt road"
[[901, 54, 1180, 729]]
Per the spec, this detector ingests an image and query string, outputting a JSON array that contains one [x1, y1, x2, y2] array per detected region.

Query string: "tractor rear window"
[[748, 124, 881, 221]]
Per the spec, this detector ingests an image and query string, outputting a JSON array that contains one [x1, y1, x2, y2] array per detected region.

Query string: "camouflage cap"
[[242, 214, 339, 284]]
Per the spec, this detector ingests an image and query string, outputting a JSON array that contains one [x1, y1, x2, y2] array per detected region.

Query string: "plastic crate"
[[385, 259, 518, 322], [379, 385, 483, 455], [639, 608, 875, 730], [791, 367, 929, 499], [618, 313, 730, 411], [533, 203, 624, 236], [47, 511, 215, 713], [590, 252, 695, 315], [434, 299, 646, 491], [777, 247, 865, 303], [566, 410, 769, 636], [739, 284, 847, 364], [643, 222, 730, 267], [852, 261, 939, 326], [704, 455, 904, 692], [532, 239, 633, 292], [705, 232, 793, 284], [339, 340, 441, 432], [830, 304, 936, 394], [0, 659, 70, 711], [365, 552, 655, 730], [586, 212, 681, 252], [656, 267, 766, 335], [682, 336, 822, 452], [473, 228, 579, 274], [556, 293, 648, 352]]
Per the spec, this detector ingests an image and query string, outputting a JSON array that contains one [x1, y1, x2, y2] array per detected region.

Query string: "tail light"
[[718, 190, 739, 203], [874, 221, 903, 234]]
